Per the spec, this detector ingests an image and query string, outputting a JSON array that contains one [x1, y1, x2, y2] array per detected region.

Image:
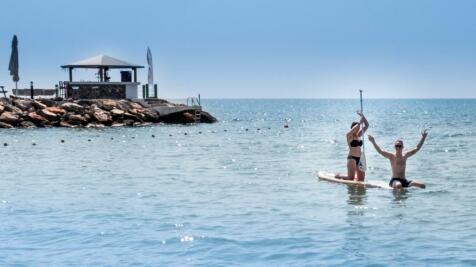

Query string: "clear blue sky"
[[0, 0, 475, 98]]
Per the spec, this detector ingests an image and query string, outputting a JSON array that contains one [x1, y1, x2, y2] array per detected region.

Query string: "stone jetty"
[[0, 97, 216, 128]]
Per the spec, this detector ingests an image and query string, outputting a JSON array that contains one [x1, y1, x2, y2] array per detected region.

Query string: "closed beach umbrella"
[[147, 47, 154, 96], [8, 35, 19, 89]]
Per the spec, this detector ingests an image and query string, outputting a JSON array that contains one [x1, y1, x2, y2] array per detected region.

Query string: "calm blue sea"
[[0, 99, 475, 266]]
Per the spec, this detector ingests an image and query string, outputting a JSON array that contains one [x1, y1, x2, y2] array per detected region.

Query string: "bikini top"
[[350, 139, 363, 147]]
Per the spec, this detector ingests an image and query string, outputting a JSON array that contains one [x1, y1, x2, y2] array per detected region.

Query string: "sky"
[[0, 0, 475, 98]]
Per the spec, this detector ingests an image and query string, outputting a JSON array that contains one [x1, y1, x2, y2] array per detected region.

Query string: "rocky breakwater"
[[0, 98, 217, 128]]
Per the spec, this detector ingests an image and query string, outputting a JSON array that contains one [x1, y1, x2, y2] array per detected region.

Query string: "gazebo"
[[60, 54, 144, 99]]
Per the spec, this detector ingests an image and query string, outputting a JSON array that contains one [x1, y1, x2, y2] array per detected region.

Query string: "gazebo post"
[[69, 67, 73, 82], [133, 68, 137, 82], [99, 68, 104, 82]]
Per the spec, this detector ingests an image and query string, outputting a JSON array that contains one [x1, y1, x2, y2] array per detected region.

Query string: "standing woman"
[[344, 112, 369, 181]]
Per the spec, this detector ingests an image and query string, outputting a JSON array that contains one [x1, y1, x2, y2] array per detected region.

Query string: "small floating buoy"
[[169, 134, 173, 137], [257, 128, 260, 131], [61, 140, 65, 143], [268, 127, 271, 130], [198, 131, 202, 134], [3, 143, 7, 146], [245, 128, 249, 131], [87, 139, 91, 142], [184, 133, 188, 135], [110, 137, 114, 140], [131, 136, 135, 139], [224, 129, 227, 132], [32, 142, 36, 146], [152, 134, 155, 138], [284, 124, 289, 128]]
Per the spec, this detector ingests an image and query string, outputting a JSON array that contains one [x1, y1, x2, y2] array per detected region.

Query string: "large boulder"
[[159, 111, 195, 124], [142, 108, 160, 122], [77, 99, 96, 106], [0, 121, 13, 128], [116, 100, 131, 111], [200, 111, 217, 123], [183, 112, 196, 123], [0, 105, 4, 114], [3, 103, 23, 115], [130, 109, 147, 120], [91, 107, 112, 124], [31, 100, 47, 110], [59, 120, 75, 128], [67, 114, 88, 125], [84, 113, 92, 121], [110, 108, 125, 117], [20, 121, 37, 128], [97, 99, 118, 111], [38, 98, 56, 107], [123, 119, 135, 126], [129, 101, 143, 110], [39, 108, 59, 121], [13, 99, 32, 111], [123, 112, 141, 122], [60, 102, 84, 113], [46, 106, 66, 115], [0, 111, 21, 124], [27, 112, 48, 124], [128, 108, 141, 115]]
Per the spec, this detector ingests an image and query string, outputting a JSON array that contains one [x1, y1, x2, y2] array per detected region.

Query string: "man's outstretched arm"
[[405, 129, 428, 158], [368, 135, 393, 159]]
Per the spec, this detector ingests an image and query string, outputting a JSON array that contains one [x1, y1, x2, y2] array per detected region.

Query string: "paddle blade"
[[359, 152, 367, 172]]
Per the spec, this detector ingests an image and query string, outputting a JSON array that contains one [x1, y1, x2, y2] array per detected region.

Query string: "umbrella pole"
[[15, 82, 17, 90]]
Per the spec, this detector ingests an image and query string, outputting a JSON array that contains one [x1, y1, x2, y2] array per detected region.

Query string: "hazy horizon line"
[[171, 97, 476, 100]]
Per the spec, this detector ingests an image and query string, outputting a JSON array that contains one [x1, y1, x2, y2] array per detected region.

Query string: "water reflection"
[[343, 185, 368, 257], [392, 189, 409, 203], [346, 185, 367, 206]]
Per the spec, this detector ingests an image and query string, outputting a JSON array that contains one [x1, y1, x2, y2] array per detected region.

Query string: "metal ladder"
[[194, 109, 201, 123]]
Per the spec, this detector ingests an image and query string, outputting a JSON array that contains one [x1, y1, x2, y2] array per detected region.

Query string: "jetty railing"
[[58, 81, 67, 98], [186, 94, 201, 107], [142, 84, 158, 99], [0, 86, 7, 98]]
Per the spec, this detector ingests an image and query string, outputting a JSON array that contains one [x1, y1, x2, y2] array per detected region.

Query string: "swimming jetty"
[[1, 52, 217, 128], [0, 97, 216, 128]]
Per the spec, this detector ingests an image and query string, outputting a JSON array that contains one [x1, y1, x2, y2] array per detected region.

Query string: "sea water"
[[0, 99, 475, 266]]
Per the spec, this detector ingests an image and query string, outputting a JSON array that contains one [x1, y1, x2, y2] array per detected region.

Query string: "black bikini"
[[350, 139, 363, 147], [347, 155, 360, 165], [389, 178, 412, 188], [348, 139, 363, 164]]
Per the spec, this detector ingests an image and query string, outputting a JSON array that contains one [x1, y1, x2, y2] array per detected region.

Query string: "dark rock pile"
[[0, 97, 217, 128]]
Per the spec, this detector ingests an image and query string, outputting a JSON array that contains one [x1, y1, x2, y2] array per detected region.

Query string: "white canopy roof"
[[61, 54, 144, 69]]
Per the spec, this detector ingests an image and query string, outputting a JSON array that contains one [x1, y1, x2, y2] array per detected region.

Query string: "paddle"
[[358, 90, 367, 172]]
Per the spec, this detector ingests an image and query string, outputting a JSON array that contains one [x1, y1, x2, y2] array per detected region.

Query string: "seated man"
[[368, 130, 428, 189]]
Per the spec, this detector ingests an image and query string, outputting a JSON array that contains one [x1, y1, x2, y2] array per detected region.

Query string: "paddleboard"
[[317, 171, 392, 189]]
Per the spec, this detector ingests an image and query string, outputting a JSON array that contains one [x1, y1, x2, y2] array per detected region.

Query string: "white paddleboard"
[[317, 171, 392, 189]]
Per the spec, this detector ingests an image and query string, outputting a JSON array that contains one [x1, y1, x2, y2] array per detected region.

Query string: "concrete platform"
[[132, 98, 201, 116], [152, 105, 201, 116]]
